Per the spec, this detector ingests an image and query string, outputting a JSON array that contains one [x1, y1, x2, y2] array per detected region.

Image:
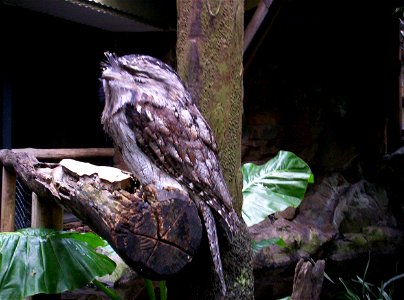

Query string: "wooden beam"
[[244, 0, 274, 53], [244, 0, 287, 74], [31, 193, 63, 230], [11, 148, 114, 160], [1, 166, 16, 231]]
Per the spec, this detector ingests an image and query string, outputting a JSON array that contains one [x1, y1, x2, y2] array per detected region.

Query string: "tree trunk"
[[176, 0, 244, 210], [173, 1, 254, 299]]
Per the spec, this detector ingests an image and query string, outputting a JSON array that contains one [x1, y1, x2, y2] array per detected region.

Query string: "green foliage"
[[159, 280, 167, 300], [144, 278, 156, 300], [0, 228, 116, 299], [144, 278, 167, 300], [336, 254, 404, 300], [241, 150, 314, 227], [92, 278, 122, 300], [251, 238, 288, 252], [339, 273, 404, 300]]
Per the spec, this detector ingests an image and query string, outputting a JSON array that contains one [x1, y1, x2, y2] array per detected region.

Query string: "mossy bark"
[[176, 0, 244, 212], [173, 1, 254, 299]]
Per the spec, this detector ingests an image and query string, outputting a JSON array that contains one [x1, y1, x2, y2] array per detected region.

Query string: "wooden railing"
[[0, 148, 114, 232], [0, 148, 114, 300]]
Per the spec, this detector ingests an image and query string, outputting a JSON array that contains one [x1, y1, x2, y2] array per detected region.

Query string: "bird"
[[100, 52, 240, 295]]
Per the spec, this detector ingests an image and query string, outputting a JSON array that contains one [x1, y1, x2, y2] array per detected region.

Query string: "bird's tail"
[[205, 197, 240, 240], [198, 200, 227, 296]]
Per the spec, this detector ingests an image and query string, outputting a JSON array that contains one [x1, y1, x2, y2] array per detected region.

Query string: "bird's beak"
[[102, 68, 122, 81]]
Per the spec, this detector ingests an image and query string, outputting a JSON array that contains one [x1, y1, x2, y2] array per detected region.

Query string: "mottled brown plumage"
[[100, 52, 240, 295]]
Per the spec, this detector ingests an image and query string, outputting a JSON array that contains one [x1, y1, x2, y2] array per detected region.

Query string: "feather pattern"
[[100, 52, 241, 295]]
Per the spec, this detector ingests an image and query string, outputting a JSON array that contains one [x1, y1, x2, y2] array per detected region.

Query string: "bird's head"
[[101, 52, 188, 124]]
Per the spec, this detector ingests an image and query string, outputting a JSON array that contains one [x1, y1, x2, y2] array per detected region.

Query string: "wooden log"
[[12, 148, 114, 160], [31, 192, 63, 230], [291, 259, 325, 300], [1, 166, 16, 232], [0, 150, 202, 279]]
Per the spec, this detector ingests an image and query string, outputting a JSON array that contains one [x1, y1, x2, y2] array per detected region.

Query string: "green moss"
[[364, 227, 387, 243], [234, 267, 253, 290], [217, 61, 228, 75], [301, 229, 322, 254], [333, 234, 368, 255], [347, 234, 368, 248]]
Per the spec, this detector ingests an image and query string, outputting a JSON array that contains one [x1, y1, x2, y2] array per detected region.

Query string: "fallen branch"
[[0, 149, 202, 280]]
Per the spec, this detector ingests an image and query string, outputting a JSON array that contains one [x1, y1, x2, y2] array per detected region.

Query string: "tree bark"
[[174, 1, 254, 299], [0, 150, 202, 281], [291, 259, 325, 300], [176, 0, 244, 210]]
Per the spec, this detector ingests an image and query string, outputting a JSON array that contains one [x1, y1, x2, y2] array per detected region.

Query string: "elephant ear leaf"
[[241, 151, 314, 227], [0, 228, 116, 300]]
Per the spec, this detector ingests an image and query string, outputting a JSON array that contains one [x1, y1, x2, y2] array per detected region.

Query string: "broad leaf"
[[242, 151, 314, 227], [251, 238, 288, 252], [0, 228, 116, 299]]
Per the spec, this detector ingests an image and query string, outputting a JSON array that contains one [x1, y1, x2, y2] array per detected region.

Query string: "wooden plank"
[[12, 148, 114, 160], [30, 193, 63, 299], [1, 166, 16, 232], [244, 0, 273, 53], [31, 192, 63, 230]]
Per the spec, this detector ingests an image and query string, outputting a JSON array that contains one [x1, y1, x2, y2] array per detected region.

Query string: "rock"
[[333, 180, 396, 233]]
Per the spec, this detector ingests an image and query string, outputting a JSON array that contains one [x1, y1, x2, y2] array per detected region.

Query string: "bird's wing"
[[124, 97, 221, 196], [123, 95, 240, 235]]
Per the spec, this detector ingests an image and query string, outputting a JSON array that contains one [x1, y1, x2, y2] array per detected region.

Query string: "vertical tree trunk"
[[172, 1, 254, 299], [176, 0, 244, 212]]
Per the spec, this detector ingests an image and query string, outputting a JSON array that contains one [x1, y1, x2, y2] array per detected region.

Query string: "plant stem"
[[92, 279, 122, 300], [383, 273, 404, 290], [159, 280, 167, 300], [144, 278, 156, 300]]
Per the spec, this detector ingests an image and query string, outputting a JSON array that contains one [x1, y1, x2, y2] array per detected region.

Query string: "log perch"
[[0, 149, 202, 280], [291, 258, 325, 300]]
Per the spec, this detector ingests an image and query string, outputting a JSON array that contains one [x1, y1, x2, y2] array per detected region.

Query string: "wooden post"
[[291, 259, 325, 300], [31, 193, 63, 300], [31, 193, 63, 230], [0, 148, 114, 300], [1, 166, 16, 232]]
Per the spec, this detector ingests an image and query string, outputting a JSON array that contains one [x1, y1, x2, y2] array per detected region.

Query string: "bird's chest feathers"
[[105, 109, 184, 192]]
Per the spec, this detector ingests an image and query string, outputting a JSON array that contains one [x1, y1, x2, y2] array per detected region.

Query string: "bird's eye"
[[122, 64, 149, 78]]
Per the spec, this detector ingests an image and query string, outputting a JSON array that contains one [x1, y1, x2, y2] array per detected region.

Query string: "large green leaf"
[[242, 151, 314, 227], [251, 238, 288, 252], [0, 228, 116, 299]]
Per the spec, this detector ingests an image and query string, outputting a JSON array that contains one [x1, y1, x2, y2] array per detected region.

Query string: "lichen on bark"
[[176, 0, 244, 211], [175, 1, 254, 299]]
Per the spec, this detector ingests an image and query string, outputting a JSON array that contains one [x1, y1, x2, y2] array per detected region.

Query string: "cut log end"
[[0, 149, 203, 279], [113, 189, 203, 279]]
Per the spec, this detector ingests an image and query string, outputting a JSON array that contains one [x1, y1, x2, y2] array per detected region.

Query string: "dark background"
[[0, 3, 176, 150]]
